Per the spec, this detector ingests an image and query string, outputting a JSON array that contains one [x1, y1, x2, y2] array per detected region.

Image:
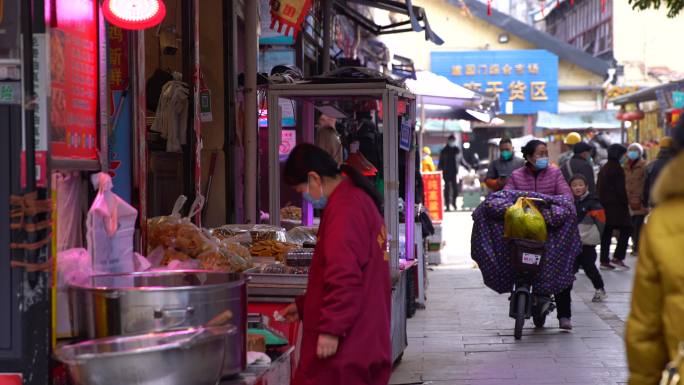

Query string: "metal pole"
[[418, 96, 425, 159], [223, 0, 238, 223], [244, 0, 258, 224], [321, 0, 332, 73], [21, 0, 35, 191]]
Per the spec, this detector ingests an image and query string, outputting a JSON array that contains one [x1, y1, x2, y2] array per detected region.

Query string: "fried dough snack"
[[250, 240, 298, 262]]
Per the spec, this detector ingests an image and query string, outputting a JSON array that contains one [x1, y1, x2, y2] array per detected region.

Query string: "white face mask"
[[448, 141, 456, 148]]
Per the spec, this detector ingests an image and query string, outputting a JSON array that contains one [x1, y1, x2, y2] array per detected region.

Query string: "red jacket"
[[504, 164, 573, 199], [293, 179, 391, 385]]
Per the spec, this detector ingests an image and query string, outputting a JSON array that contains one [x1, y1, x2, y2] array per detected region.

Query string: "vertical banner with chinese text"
[[422, 171, 444, 223], [107, 25, 132, 202], [48, 0, 99, 160]]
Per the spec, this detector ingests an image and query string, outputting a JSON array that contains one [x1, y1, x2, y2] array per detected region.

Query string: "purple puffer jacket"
[[471, 190, 581, 295], [504, 164, 573, 199]]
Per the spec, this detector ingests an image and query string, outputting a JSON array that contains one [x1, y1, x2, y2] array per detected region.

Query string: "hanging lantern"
[[102, 0, 166, 30]]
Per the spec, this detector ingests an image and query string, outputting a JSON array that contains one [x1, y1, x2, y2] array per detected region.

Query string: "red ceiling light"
[[102, 0, 166, 30]]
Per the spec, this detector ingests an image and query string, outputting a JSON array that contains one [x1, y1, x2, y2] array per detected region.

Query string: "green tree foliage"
[[628, 0, 684, 17]]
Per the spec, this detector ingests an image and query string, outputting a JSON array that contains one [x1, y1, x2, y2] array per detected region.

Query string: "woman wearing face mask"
[[277, 143, 391, 385], [624, 143, 649, 257], [504, 139, 574, 329], [504, 139, 572, 198]]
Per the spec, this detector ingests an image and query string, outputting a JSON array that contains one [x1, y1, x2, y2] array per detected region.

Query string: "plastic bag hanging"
[[86, 173, 138, 273], [504, 197, 548, 242]]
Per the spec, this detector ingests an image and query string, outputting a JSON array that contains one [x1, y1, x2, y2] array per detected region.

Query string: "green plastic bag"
[[504, 197, 547, 242]]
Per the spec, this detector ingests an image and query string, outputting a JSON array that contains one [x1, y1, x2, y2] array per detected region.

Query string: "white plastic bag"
[[86, 173, 138, 274], [56, 248, 94, 338]]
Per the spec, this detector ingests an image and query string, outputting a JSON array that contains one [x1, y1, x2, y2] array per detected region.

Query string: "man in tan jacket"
[[315, 114, 343, 165]]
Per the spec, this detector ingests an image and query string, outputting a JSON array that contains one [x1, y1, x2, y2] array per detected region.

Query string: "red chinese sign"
[[108, 26, 128, 92], [269, 0, 312, 37], [0, 374, 22, 385], [422, 171, 444, 223], [48, 0, 99, 160]]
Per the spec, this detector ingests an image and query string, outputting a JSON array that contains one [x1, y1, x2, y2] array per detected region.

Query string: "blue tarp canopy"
[[536, 110, 621, 130]]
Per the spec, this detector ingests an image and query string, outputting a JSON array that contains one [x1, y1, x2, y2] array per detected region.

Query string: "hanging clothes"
[[151, 79, 190, 153]]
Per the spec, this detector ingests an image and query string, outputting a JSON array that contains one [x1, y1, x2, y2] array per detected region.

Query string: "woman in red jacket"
[[278, 143, 392, 385]]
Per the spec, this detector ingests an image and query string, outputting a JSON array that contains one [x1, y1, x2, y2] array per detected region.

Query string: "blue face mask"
[[501, 150, 513, 161], [627, 150, 640, 160], [535, 157, 549, 170], [303, 179, 327, 209]]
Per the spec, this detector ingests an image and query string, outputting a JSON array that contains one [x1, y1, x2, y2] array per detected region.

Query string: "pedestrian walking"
[[561, 141, 597, 193], [558, 131, 582, 169], [572, 174, 607, 302], [597, 144, 631, 271], [643, 136, 675, 208], [624, 143, 649, 256], [626, 120, 684, 385], [438, 134, 470, 211], [485, 138, 525, 192], [504, 139, 574, 330], [279, 144, 391, 385], [554, 174, 608, 330], [421, 146, 436, 172]]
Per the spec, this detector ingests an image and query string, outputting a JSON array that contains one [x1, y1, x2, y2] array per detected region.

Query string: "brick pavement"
[[391, 212, 635, 385]]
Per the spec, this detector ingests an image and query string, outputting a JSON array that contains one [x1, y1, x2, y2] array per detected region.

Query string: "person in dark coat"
[[643, 136, 676, 208], [597, 144, 631, 271], [561, 141, 596, 193], [438, 134, 470, 211]]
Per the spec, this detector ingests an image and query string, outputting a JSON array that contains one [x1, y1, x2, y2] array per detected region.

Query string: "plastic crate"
[[462, 190, 482, 210]]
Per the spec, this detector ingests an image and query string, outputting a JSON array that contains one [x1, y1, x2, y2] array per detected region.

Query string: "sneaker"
[[559, 318, 573, 330], [600, 263, 616, 271], [592, 289, 607, 303], [611, 259, 630, 270]]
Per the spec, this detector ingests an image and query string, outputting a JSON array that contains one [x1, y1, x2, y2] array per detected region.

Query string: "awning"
[[611, 79, 684, 105], [419, 118, 470, 133], [334, 0, 444, 45], [536, 110, 621, 130], [405, 71, 479, 106]]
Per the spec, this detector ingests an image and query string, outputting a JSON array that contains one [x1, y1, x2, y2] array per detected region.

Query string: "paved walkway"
[[391, 211, 635, 385]]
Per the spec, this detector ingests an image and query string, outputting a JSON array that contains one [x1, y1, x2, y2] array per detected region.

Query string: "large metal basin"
[[55, 326, 233, 385], [69, 270, 246, 376]]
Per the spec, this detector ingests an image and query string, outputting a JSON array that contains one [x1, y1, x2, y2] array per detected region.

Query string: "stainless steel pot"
[[69, 270, 246, 376], [55, 326, 234, 385]]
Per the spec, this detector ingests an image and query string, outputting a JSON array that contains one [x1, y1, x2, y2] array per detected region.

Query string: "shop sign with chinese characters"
[[422, 171, 443, 223], [48, 0, 99, 161], [431, 50, 559, 115]]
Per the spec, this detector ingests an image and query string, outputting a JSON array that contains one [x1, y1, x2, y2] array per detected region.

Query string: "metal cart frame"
[[266, 81, 417, 270], [266, 82, 417, 362]]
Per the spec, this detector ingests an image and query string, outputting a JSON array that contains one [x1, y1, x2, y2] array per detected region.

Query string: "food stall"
[[247, 80, 418, 364]]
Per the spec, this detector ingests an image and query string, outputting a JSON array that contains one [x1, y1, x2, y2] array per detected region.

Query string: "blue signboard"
[[431, 50, 559, 115]]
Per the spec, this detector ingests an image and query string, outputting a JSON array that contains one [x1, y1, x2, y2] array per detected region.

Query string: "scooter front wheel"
[[514, 294, 526, 340]]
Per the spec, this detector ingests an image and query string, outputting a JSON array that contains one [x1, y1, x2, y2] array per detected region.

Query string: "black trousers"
[[631, 215, 646, 252], [556, 285, 573, 320], [443, 175, 459, 209], [576, 246, 604, 290], [600, 224, 631, 263], [556, 246, 605, 319]]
